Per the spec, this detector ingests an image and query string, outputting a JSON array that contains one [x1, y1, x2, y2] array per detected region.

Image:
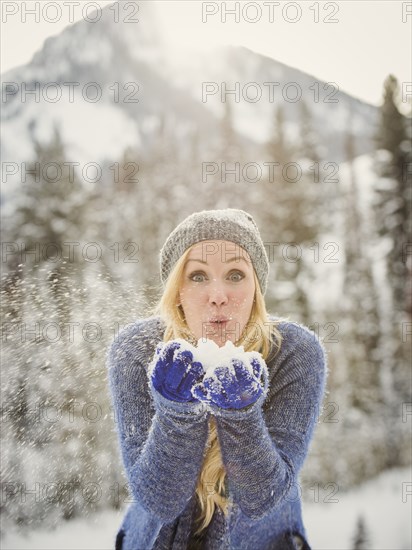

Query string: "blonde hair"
[[149, 243, 282, 534]]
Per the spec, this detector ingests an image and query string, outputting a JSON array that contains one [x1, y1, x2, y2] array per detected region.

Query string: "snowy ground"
[[2, 467, 411, 550]]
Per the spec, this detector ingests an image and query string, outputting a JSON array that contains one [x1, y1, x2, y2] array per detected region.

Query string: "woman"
[[107, 208, 327, 549]]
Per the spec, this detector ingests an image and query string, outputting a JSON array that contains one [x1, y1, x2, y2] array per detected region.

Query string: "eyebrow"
[[185, 257, 249, 266]]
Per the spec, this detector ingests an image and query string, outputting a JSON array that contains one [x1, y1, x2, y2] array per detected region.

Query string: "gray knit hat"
[[159, 208, 269, 294]]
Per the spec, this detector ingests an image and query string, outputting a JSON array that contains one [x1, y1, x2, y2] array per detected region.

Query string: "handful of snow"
[[149, 337, 268, 408], [193, 338, 265, 378], [150, 337, 267, 381]]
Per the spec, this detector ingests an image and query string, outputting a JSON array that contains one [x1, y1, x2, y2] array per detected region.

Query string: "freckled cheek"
[[231, 292, 253, 309], [180, 287, 208, 309]]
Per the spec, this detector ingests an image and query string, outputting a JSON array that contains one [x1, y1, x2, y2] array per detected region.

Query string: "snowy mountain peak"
[[3, 1, 165, 82]]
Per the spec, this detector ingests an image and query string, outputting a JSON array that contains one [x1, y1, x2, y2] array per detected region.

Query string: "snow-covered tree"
[[298, 100, 321, 163], [372, 75, 411, 441], [352, 514, 371, 549], [373, 74, 412, 319]]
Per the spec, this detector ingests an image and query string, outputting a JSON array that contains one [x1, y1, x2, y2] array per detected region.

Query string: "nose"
[[208, 280, 228, 306]]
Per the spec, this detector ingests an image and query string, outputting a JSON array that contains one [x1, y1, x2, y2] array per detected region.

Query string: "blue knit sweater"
[[106, 315, 327, 550]]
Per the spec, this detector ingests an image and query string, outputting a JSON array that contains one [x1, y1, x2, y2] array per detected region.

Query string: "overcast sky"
[[1, 1, 411, 108]]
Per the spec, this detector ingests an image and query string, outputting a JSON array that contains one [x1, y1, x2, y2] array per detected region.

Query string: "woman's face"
[[178, 240, 256, 347]]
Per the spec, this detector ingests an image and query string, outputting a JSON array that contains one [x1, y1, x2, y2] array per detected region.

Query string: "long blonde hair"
[[149, 243, 282, 533]]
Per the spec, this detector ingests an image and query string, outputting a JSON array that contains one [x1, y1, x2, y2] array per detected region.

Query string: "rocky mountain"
[[1, 3, 217, 167], [1, 1, 379, 201], [164, 43, 379, 160]]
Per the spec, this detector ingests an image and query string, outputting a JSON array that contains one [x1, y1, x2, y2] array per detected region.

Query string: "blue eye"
[[229, 271, 244, 282], [189, 272, 206, 282], [188, 271, 245, 283]]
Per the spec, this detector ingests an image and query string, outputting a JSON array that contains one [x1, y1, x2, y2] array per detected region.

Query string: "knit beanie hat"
[[159, 208, 269, 294]]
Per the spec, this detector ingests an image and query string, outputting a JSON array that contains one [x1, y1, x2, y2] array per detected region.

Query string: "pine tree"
[[266, 105, 296, 167], [372, 75, 411, 431], [4, 125, 86, 297], [260, 105, 323, 323], [298, 100, 321, 163], [217, 99, 248, 194], [352, 514, 371, 549], [221, 100, 238, 160], [373, 74, 412, 319], [342, 125, 382, 416], [0, 124, 113, 530]]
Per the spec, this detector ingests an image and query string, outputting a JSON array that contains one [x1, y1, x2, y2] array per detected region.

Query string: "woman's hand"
[[149, 340, 205, 403], [192, 355, 266, 410]]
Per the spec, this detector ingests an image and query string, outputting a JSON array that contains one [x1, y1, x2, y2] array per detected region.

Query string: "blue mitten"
[[192, 355, 266, 410], [149, 340, 205, 403]]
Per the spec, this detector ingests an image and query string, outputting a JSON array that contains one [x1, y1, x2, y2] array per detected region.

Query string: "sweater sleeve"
[[213, 321, 328, 520], [106, 319, 210, 523]]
